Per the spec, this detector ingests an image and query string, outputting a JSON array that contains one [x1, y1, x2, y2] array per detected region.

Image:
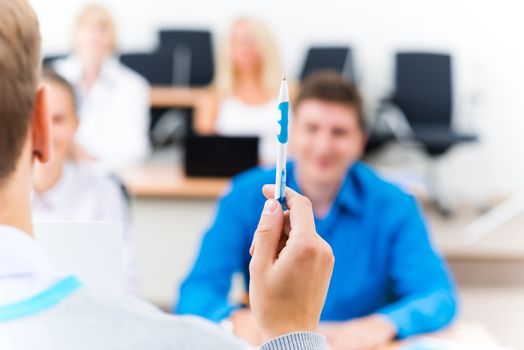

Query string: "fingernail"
[[263, 199, 278, 214]]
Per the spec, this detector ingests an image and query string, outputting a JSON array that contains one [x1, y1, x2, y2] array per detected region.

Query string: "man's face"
[[291, 99, 366, 186]]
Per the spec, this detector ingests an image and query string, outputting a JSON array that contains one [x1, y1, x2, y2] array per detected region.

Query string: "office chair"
[[376, 52, 477, 215], [120, 29, 215, 146], [119, 52, 180, 146], [300, 46, 355, 82], [119, 53, 175, 85], [157, 29, 214, 86], [153, 29, 215, 145]]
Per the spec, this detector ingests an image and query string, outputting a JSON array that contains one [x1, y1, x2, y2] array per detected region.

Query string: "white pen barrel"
[[274, 142, 287, 201]]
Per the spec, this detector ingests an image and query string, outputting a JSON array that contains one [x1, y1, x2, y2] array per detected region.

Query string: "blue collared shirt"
[[176, 161, 457, 338]]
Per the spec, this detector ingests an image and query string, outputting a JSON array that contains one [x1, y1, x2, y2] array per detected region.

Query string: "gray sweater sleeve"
[[260, 332, 328, 350]]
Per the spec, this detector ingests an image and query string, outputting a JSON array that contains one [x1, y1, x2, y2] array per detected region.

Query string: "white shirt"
[[0, 224, 248, 350], [0, 225, 62, 305], [0, 227, 325, 350], [31, 161, 139, 293], [54, 56, 151, 170], [216, 96, 278, 164]]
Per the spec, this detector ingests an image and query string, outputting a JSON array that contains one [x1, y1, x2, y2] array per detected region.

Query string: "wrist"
[[261, 322, 318, 342], [261, 332, 327, 350], [374, 314, 398, 339]]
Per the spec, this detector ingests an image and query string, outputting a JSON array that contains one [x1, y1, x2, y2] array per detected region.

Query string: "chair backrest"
[[42, 54, 67, 67], [157, 29, 214, 86], [119, 52, 174, 85], [300, 46, 354, 82], [393, 52, 453, 126]]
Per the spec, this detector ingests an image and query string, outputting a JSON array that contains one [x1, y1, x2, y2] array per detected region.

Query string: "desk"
[[379, 323, 503, 349], [120, 164, 229, 199], [150, 86, 207, 108]]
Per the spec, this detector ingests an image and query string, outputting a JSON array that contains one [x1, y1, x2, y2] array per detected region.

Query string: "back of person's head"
[[295, 71, 367, 131], [0, 0, 41, 186], [215, 16, 283, 98], [41, 67, 78, 112], [74, 4, 117, 57]]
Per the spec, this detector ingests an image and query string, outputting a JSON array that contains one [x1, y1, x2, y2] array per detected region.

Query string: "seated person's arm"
[[376, 196, 457, 337], [320, 196, 457, 350], [193, 90, 219, 135]]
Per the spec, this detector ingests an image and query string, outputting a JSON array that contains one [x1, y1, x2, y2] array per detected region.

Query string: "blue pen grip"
[[277, 102, 289, 144]]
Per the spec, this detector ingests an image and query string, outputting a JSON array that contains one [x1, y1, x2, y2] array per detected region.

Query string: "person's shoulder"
[[232, 165, 275, 189], [221, 165, 275, 200], [353, 161, 415, 205], [111, 58, 149, 89], [351, 163, 426, 231], [37, 289, 245, 349], [91, 293, 246, 349], [67, 161, 121, 194]]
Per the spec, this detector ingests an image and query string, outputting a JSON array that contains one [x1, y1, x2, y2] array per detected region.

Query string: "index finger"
[[262, 185, 316, 235]]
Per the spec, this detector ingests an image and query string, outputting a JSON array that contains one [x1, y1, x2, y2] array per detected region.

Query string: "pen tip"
[[283, 76, 286, 81]]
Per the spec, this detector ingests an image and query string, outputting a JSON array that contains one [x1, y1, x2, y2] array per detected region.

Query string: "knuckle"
[[320, 240, 335, 265], [298, 240, 319, 259], [325, 247, 335, 267], [298, 238, 335, 266], [323, 240, 334, 256], [301, 196, 313, 209], [256, 223, 273, 235]]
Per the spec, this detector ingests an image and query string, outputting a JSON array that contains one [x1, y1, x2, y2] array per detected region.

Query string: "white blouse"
[[31, 161, 138, 293], [215, 96, 279, 164], [54, 56, 151, 171]]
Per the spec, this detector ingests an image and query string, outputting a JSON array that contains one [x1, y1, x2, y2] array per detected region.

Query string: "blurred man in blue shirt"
[[177, 71, 457, 349]]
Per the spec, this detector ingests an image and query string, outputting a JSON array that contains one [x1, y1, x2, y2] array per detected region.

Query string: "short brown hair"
[[0, 0, 41, 184], [295, 71, 366, 131]]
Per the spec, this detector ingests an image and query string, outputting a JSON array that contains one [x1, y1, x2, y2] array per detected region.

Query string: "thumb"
[[250, 199, 284, 268]]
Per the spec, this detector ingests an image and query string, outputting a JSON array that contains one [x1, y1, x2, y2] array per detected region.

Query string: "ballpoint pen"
[[275, 77, 289, 210]]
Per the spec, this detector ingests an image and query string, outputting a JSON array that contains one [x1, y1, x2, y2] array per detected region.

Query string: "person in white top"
[[53, 4, 150, 170], [0, 1, 334, 349], [194, 17, 293, 164], [32, 69, 139, 293]]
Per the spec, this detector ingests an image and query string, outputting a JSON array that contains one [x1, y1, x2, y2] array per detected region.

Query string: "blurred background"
[[30, 0, 524, 348]]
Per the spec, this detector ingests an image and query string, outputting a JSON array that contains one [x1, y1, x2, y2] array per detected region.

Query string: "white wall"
[[31, 0, 524, 197]]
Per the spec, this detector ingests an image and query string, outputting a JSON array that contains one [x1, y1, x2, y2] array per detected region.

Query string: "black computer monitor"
[[184, 135, 259, 177]]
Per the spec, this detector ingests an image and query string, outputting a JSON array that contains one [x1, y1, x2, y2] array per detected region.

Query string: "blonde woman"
[[194, 17, 287, 164], [54, 4, 150, 170]]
